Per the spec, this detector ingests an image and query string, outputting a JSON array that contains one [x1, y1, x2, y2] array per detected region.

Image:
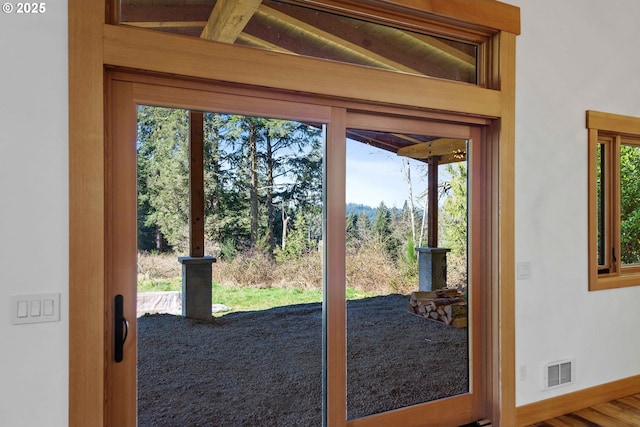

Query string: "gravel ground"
[[138, 294, 468, 426]]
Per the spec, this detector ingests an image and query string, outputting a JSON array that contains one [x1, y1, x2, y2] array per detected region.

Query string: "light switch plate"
[[11, 293, 60, 325]]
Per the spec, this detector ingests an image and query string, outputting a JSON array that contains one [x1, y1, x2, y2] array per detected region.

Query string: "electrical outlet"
[[517, 261, 532, 280], [11, 293, 60, 325], [519, 365, 527, 381]]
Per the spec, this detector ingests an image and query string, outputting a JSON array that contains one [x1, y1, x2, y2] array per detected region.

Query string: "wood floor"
[[526, 393, 640, 427]]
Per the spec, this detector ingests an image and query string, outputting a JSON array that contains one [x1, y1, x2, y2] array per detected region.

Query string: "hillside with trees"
[[136, 106, 469, 294]]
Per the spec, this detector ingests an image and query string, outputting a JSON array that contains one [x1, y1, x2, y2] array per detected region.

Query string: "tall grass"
[[138, 245, 465, 299]]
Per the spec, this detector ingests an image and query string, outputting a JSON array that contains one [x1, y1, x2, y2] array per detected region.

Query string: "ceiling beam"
[[256, 5, 422, 74], [407, 32, 475, 67], [396, 138, 466, 160], [347, 130, 398, 151], [201, 0, 262, 43], [236, 33, 295, 54], [125, 21, 207, 29]]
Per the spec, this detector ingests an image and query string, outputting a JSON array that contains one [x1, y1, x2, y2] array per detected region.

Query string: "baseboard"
[[516, 374, 640, 426]]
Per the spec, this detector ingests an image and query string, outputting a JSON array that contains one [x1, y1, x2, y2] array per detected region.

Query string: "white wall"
[[0, 3, 68, 426], [2, 1, 640, 424], [510, 0, 640, 406]]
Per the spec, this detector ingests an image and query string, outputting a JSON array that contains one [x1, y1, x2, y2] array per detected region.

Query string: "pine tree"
[[137, 106, 190, 252], [373, 202, 399, 258], [620, 144, 640, 263], [441, 162, 468, 256]]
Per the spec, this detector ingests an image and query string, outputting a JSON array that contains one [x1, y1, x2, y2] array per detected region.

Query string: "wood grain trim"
[[325, 107, 347, 427], [516, 375, 640, 426], [103, 24, 503, 118], [68, 1, 107, 426], [493, 30, 517, 427], [586, 111, 640, 291], [111, 70, 492, 126], [290, 0, 520, 37], [468, 126, 488, 418], [106, 80, 139, 426], [587, 128, 600, 291], [131, 82, 332, 123], [347, 394, 476, 427], [587, 110, 640, 135], [394, 0, 521, 35]]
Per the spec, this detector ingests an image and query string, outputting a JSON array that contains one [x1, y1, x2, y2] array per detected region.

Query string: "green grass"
[[138, 278, 181, 293], [138, 277, 376, 314]]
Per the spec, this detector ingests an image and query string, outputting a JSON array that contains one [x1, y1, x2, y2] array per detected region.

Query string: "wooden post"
[[427, 156, 440, 248], [189, 111, 205, 257], [182, 111, 215, 321]]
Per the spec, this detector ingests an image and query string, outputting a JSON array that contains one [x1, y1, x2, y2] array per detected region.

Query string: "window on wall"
[[588, 110, 640, 290]]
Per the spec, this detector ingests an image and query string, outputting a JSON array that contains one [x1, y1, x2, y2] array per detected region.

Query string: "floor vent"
[[544, 359, 574, 389]]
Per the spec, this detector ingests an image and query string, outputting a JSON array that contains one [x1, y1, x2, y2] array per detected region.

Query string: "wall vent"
[[543, 359, 574, 390]]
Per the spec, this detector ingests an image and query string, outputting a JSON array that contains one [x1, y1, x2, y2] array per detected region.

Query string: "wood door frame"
[[69, 2, 518, 425], [342, 122, 487, 427], [106, 72, 490, 427], [106, 74, 337, 426]]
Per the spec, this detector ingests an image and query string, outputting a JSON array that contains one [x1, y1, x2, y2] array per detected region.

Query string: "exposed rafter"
[[200, 0, 262, 43], [255, 5, 423, 74], [126, 21, 207, 29], [347, 129, 399, 151], [121, 0, 477, 81], [236, 32, 296, 54]]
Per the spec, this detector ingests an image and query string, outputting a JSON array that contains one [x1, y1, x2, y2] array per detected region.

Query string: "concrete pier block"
[[178, 256, 216, 321], [415, 247, 450, 291]]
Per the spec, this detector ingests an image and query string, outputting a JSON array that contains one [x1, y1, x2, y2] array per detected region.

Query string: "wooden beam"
[[200, 0, 262, 43], [256, 5, 422, 74], [121, 4, 213, 23], [237, 32, 296, 53], [397, 138, 466, 159], [125, 21, 207, 29], [427, 156, 439, 248], [189, 111, 205, 257]]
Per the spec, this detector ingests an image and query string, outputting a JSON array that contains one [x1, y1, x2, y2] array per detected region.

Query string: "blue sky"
[[346, 139, 429, 208]]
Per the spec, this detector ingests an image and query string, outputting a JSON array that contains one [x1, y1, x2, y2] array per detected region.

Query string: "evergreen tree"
[[137, 106, 190, 252], [136, 107, 324, 258], [620, 144, 640, 263], [356, 210, 372, 243], [373, 202, 399, 258], [441, 162, 468, 256], [346, 211, 359, 247]]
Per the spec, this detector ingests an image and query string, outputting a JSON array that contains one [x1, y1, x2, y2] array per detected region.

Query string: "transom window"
[[588, 110, 640, 290], [117, 0, 478, 83]]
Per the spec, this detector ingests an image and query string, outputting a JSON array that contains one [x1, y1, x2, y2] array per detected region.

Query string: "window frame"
[[587, 110, 640, 290], [70, 1, 519, 426]]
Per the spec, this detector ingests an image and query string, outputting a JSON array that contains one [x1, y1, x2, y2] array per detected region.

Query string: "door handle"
[[114, 294, 129, 363]]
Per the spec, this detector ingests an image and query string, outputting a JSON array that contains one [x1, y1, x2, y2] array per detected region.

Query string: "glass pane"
[[119, 0, 477, 83], [136, 106, 326, 425], [620, 143, 640, 265], [345, 131, 469, 420], [596, 142, 606, 268]]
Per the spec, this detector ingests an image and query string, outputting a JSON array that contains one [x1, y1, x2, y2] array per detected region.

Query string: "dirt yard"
[[138, 294, 468, 426]]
